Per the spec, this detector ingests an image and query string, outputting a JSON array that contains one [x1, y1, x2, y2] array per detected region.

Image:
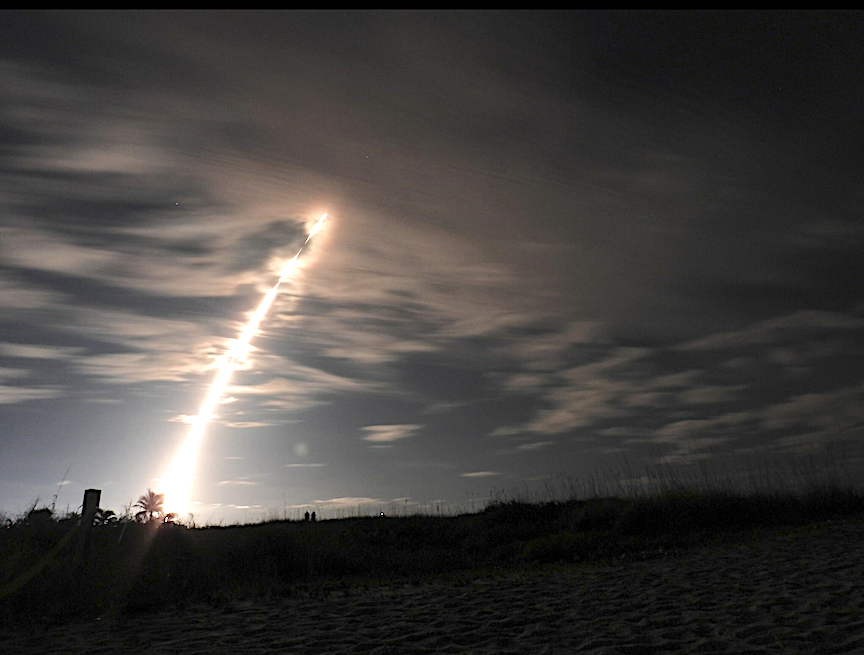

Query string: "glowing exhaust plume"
[[161, 213, 328, 517]]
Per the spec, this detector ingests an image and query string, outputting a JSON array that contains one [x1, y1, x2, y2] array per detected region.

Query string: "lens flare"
[[161, 213, 328, 517]]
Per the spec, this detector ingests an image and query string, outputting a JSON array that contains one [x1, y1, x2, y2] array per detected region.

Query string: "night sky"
[[1, 11, 863, 524]]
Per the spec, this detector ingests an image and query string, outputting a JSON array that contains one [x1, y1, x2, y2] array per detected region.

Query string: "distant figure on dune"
[[311, 511, 316, 522], [304, 511, 310, 522]]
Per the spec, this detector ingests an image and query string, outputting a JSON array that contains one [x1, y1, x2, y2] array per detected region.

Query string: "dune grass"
[[2, 447, 864, 627]]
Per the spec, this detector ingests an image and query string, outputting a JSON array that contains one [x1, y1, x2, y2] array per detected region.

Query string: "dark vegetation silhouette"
[[134, 489, 165, 524], [2, 450, 864, 628], [94, 508, 118, 525]]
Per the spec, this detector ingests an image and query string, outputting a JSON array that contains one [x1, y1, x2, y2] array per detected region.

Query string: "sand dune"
[[4, 516, 864, 654]]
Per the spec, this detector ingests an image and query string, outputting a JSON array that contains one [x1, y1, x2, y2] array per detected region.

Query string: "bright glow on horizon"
[[161, 213, 328, 517]]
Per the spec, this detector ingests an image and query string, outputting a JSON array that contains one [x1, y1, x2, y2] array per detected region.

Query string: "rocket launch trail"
[[161, 213, 328, 517]]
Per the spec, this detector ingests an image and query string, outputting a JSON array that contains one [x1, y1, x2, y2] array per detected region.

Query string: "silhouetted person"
[[304, 511, 310, 522], [311, 511, 316, 522]]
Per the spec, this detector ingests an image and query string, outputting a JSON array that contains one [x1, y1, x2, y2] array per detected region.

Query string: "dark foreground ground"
[[3, 513, 864, 654], [2, 490, 864, 653]]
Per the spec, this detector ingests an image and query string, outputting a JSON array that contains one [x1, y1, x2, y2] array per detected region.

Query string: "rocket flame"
[[161, 213, 328, 517]]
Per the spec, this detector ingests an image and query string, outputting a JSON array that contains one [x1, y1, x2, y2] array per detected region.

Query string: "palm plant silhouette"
[[134, 489, 165, 524], [94, 508, 118, 525]]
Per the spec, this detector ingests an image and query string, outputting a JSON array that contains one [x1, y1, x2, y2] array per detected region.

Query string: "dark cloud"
[[1, 11, 863, 522]]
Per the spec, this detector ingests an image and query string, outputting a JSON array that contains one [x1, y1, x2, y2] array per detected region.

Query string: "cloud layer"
[[1, 12, 863, 523]]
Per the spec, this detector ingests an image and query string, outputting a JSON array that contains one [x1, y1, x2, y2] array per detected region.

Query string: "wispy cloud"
[[678, 310, 864, 351], [224, 421, 279, 429], [0, 383, 64, 405], [0, 343, 81, 360], [0, 367, 27, 381], [235, 365, 382, 412], [758, 382, 864, 434], [677, 385, 746, 405], [361, 424, 423, 443], [0, 277, 65, 310], [515, 441, 555, 451], [654, 411, 754, 445], [506, 321, 604, 371], [310, 496, 383, 509]]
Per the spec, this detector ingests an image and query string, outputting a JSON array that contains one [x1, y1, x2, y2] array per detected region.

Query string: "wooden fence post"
[[78, 488, 101, 567]]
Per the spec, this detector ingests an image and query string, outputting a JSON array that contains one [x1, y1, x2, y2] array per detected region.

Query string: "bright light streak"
[[161, 213, 328, 517]]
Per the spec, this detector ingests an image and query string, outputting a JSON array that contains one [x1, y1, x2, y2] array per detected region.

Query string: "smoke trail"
[[161, 213, 328, 517]]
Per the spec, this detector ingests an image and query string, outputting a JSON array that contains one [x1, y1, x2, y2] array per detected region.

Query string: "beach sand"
[[3, 516, 863, 654]]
